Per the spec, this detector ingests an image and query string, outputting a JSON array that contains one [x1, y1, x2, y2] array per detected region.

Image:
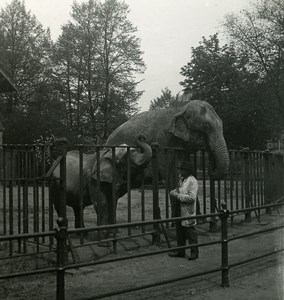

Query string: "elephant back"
[[106, 108, 179, 147]]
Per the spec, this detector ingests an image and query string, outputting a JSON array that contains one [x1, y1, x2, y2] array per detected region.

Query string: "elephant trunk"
[[130, 135, 152, 167], [208, 135, 229, 180]]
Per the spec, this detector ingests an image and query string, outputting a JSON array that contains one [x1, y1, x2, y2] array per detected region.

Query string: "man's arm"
[[174, 177, 198, 204], [175, 192, 196, 204]]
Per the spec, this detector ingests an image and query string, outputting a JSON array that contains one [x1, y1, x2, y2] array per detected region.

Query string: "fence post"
[[111, 147, 117, 253], [278, 154, 284, 199], [263, 151, 271, 214], [55, 138, 68, 300], [56, 217, 67, 300], [57, 138, 68, 225], [243, 149, 251, 222], [220, 203, 230, 287], [275, 154, 283, 201], [0, 121, 3, 180], [151, 142, 160, 244], [79, 146, 84, 244], [209, 178, 217, 232]]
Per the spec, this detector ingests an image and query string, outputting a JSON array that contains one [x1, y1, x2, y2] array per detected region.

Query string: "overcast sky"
[[2, 0, 250, 111]]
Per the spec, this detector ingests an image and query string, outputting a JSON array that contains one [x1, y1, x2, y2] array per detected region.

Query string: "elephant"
[[106, 99, 230, 215], [51, 135, 152, 232]]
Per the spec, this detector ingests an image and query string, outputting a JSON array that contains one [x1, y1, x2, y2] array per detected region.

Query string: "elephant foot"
[[97, 230, 113, 247]]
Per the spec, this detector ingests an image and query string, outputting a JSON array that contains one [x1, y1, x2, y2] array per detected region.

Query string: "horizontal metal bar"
[[0, 231, 55, 242], [0, 249, 55, 261], [73, 230, 156, 249], [3, 143, 50, 148], [229, 248, 284, 269], [228, 224, 284, 242], [1, 201, 282, 242], [68, 213, 220, 235], [92, 266, 222, 300], [229, 199, 284, 216], [0, 177, 50, 181], [67, 199, 284, 235], [64, 239, 221, 270], [0, 267, 57, 280]]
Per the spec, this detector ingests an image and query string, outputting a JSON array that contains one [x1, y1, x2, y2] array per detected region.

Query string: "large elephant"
[[106, 99, 229, 188], [51, 135, 152, 230]]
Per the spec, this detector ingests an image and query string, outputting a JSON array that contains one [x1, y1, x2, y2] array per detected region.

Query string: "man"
[[168, 161, 199, 260]]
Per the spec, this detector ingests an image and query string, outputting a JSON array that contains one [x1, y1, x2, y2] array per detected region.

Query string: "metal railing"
[[0, 140, 284, 299], [1, 140, 283, 238], [0, 201, 283, 299]]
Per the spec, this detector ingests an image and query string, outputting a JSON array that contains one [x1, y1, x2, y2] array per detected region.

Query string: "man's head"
[[178, 161, 195, 178]]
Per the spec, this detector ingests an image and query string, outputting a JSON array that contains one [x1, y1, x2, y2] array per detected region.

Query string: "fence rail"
[[0, 141, 283, 299], [0, 202, 283, 298]]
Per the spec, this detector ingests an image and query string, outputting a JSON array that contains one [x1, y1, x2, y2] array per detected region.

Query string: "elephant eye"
[[200, 133, 207, 142]]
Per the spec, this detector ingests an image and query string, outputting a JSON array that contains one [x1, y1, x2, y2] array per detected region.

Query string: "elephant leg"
[[93, 182, 111, 240], [97, 191, 114, 247], [72, 205, 85, 229]]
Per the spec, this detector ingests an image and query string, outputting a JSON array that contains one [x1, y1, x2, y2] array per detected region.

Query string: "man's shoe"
[[188, 255, 198, 260], [168, 252, 185, 258]]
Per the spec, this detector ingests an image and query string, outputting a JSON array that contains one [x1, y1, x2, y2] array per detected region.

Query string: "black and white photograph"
[[0, 0, 283, 299]]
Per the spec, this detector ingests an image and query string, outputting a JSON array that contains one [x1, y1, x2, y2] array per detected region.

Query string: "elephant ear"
[[97, 158, 114, 183], [169, 110, 190, 142], [92, 146, 128, 183]]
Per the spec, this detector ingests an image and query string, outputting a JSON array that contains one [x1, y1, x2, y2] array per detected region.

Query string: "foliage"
[[180, 33, 281, 149], [52, 0, 145, 143], [0, 0, 145, 145], [222, 0, 284, 127], [33, 133, 56, 165], [149, 87, 179, 110], [0, 0, 53, 115]]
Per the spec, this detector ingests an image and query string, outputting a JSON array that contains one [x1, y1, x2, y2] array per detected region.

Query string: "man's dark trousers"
[[176, 221, 199, 257]]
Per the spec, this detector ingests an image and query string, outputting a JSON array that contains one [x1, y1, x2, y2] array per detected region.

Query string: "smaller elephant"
[[51, 135, 152, 232]]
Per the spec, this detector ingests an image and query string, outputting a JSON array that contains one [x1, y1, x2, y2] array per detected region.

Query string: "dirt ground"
[[0, 189, 284, 299]]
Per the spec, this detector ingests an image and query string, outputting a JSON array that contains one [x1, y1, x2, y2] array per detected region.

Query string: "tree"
[[180, 33, 280, 149], [53, 0, 145, 143], [0, 0, 53, 116], [149, 87, 178, 110], [0, 0, 68, 143], [223, 0, 284, 127]]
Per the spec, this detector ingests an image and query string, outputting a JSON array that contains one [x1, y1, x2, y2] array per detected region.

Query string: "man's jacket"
[[170, 175, 198, 227]]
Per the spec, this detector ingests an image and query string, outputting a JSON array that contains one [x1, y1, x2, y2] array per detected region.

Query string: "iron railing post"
[[79, 147, 84, 244], [220, 203, 230, 287], [57, 138, 68, 226], [111, 147, 117, 253], [56, 217, 67, 300], [127, 147, 132, 236], [55, 138, 68, 300], [151, 142, 160, 244], [263, 151, 271, 214], [243, 149, 251, 222], [209, 178, 217, 232], [275, 154, 283, 201], [96, 146, 102, 240], [278, 154, 284, 199]]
